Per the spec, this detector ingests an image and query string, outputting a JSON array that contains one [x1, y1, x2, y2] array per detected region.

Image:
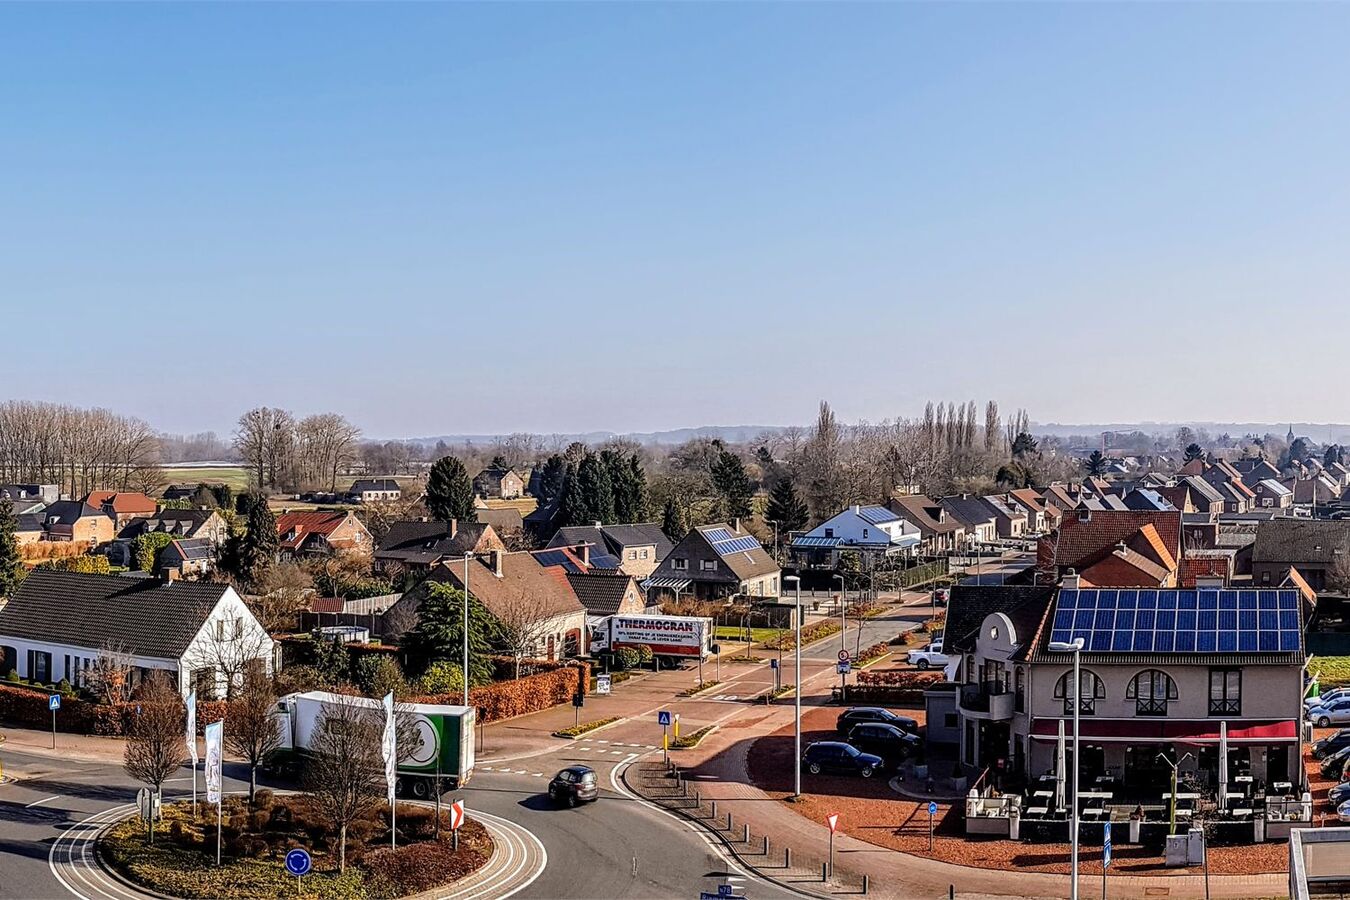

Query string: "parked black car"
[[801, 741, 885, 778], [1321, 746, 1350, 780], [836, 707, 919, 736], [548, 766, 599, 807], [1314, 729, 1350, 760], [847, 722, 921, 765]]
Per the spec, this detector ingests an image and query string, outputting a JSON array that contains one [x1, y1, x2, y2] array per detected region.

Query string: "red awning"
[[1029, 718, 1296, 743]]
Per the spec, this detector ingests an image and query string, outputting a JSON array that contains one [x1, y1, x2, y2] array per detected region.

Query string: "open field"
[[160, 465, 251, 491]]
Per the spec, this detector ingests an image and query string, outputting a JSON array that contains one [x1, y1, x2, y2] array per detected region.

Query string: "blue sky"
[[4, 3, 1350, 438]]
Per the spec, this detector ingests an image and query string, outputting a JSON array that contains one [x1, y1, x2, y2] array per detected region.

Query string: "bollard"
[[743, 823, 750, 843], [763, 835, 769, 856], [821, 863, 828, 882], [785, 847, 791, 868], [863, 875, 869, 895], [726, 812, 732, 831], [711, 800, 717, 819]]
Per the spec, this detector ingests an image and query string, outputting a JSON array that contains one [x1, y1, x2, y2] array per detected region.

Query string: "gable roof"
[[566, 571, 640, 616], [1123, 489, 1175, 512], [1256, 478, 1292, 497], [166, 538, 214, 563], [944, 585, 1057, 655], [886, 495, 964, 536], [349, 479, 400, 493], [84, 491, 157, 515], [119, 508, 220, 540], [474, 506, 524, 533], [42, 500, 103, 525], [1180, 475, 1224, 505], [425, 551, 584, 621], [548, 523, 674, 561], [1042, 510, 1182, 574], [1252, 518, 1350, 565], [375, 520, 500, 564], [0, 570, 230, 659], [275, 510, 356, 549], [939, 496, 997, 529], [1006, 489, 1048, 515]]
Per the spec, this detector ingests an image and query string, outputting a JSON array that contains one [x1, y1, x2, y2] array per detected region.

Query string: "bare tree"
[[492, 593, 560, 678], [243, 561, 314, 632], [183, 605, 274, 701], [296, 413, 362, 492], [224, 669, 282, 806], [305, 694, 386, 872], [122, 672, 185, 844], [87, 640, 135, 705]]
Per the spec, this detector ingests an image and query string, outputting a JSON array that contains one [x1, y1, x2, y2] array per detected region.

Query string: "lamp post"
[[785, 574, 803, 800], [462, 553, 472, 707], [833, 573, 846, 654], [1156, 751, 1194, 836], [1049, 637, 1085, 900]]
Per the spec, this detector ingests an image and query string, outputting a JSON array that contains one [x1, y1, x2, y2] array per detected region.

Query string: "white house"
[[790, 504, 921, 568], [0, 569, 275, 700]]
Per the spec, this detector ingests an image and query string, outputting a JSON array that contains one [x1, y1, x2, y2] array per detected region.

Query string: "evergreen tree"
[[661, 496, 690, 541], [1326, 445, 1344, 468], [710, 447, 754, 520], [1010, 432, 1038, 459], [402, 582, 501, 684], [490, 454, 509, 469], [426, 456, 477, 523], [559, 462, 589, 527], [605, 451, 648, 522], [1183, 443, 1205, 463], [0, 498, 25, 600], [763, 479, 808, 535], [235, 501, 279, 588], [536, 455, 567, 504], [1085, 450, 1107, 477], [577, 452, 616, 524]]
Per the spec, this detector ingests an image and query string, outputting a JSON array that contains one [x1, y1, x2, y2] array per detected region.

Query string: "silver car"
[[1310, 696, 1350, 728], [1308, 687, 1350, 710]]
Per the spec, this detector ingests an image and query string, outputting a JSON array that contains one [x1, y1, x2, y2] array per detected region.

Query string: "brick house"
[[275, 510, 372, 557], [473, 466, 525, 500]]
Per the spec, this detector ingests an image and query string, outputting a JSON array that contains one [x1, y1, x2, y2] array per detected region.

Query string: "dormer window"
[[824, 528, 834, 538], [862, 528, 869, 539]]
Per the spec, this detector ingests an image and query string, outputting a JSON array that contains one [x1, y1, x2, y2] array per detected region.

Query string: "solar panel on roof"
[[703, 527, 735, 543], [711, 534, 761, 555], [1047, 588, 1302, 654]]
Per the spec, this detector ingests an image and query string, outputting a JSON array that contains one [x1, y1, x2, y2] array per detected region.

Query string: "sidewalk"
[[627, 698, 1287, 900], [1, 724, 127, 762]]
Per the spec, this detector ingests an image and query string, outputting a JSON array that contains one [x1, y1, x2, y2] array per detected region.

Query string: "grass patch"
[[759, 686, 792, 704], [713, 626, 784, 645], [1314, 657, 1350, 687], [553, 716, 621, 738], [725, 655, 765, 664], [99, 795, 491, 900], [671, 726, 716, 750], [679, 680, 720, 697]]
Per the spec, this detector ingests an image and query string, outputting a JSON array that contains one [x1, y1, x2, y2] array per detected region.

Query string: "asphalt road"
[[0, 739, 802, 900]]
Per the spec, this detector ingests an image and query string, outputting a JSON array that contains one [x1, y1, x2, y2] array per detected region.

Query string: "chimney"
[[594, 521, 602, 529], [1061, 569, 1080, 589], [852, 504, 860, 514], [490, 549, 504, 577], [418, 516, 428, 523], [578, 543, 591, 567], [732, 518, 741, 533], [166, 568, 180, 583], [448, 518, 458, 539], [1195, 575, 1224, 588]]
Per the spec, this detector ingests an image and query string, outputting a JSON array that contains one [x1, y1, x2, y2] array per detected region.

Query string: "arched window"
[[1053, 669, 1105, 714], [1126, 670, 1178, 716]]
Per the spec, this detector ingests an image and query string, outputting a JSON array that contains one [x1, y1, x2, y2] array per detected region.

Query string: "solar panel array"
[[704, 527, 762, 556], [1048, 589, 1301, 654]]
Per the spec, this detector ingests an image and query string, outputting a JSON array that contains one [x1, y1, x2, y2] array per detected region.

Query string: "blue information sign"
[[769, 658, 778, 670], [48, 694, 60, 711], [1103, 821, 1112, 869], [928, 800, 938, 816], [658, 710, 672, 726], [285, 848, 312, 877]]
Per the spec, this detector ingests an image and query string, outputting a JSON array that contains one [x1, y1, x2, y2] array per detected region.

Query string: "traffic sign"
[[826, 813, 839, 834], [136, 788, 160, 821], [701, 894, 745, 900], [769, 658, 778, 670], [450, 799, 465, 830], [658, 710, 672, 726], [718, 885, 734, 898], [838, 650, 850, 662], [48, 694, 60, 711], [596, 674, 611, 695], [836, 661, 851, 675], [928, 800, 938, 816], [1103, 821, 1112, 869], [284, 847, 312, 877]]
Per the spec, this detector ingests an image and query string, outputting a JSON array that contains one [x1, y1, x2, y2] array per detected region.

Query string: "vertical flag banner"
[[381, 692, 397, 805], [185, 690, 198, 763], [204, 720, 223, 804]]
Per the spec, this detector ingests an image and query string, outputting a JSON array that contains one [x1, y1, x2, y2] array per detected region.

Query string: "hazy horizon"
[[7, 5, 1350, 435]]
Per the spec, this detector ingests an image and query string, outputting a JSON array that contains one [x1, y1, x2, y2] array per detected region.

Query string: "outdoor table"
[[1078, 791, 1113, 800], [1235, 775, 1253, 783], [1224, 792, 1246, 801], [1033, 790, 1053, 798], [1175, 809, 1194, 818], [1162, 792, 1199, 800], [1026, 806, 1049, 816], [1082, 809, 1105, 819], [1274, 781, 1292, 793], [1233, 808, 1253, 816]]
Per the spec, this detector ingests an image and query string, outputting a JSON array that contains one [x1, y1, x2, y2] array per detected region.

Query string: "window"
[[1054, 669, 1105, 714], [629, 550, 637, 560], [700, 559, 717, 571], [824, 528, 834, 538], [1210, 669, 1241, 715], [673, 558, 688, 571], [216, 619, 226, 640], [1015, 667, 1025, 713], [640, 549, 649, 560], [1127, 669, 1178, 716], [862, 528, 870, 539], [965, 654, 975, 683]]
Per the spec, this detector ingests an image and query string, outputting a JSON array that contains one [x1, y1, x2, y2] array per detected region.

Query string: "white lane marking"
[[25, 795, 61, 808]]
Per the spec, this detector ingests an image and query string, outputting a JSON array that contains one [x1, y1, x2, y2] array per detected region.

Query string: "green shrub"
[[616, 648, 641, 671], [418, 661, 464, 696], [354, 655, 407, 698], [636, 645, 654, 664], [552, 716, 620, 738], [6, 670, 18, 682]]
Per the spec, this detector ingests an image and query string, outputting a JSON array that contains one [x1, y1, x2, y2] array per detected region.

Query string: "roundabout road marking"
[[50, 801, 548, 900]]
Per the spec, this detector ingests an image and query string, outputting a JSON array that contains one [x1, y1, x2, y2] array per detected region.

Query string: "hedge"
[[766, 620, 841, 650], [857, 669, 943, 689], [413, 661, 590, 724], [0, 683, 228, 737]]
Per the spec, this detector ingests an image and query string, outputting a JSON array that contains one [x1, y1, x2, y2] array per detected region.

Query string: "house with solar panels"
[[788, 504, 920, 569], [643, 523, 780, 603], [947, 579, 1307, 804]]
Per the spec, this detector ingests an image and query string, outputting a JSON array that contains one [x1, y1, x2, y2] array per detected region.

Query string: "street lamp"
[[1048, 637, 1085, 900], [785, 574, 803, 801], [462, 553, 472, 708], [1156, 751, 1194, 836], [833, 573, 846, 654]]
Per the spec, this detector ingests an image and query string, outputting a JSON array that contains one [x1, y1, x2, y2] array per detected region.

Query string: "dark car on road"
[[548, 766, 599, 807], [836, 707, 919, 736], [1314, 729, 1350, 760], [847, 722, 921, 765], [801, 741, 885, 778]]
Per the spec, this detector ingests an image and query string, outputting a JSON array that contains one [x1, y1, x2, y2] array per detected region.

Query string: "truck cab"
[[906, 639, 951, 671]]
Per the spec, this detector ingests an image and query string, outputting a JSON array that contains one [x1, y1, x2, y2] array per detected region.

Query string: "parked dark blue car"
[[801, 741, 885, 778]]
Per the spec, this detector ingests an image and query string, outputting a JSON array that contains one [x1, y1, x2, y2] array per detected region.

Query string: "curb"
[[670, 725, 718, 751], [552, 717, 626, 740], [678, 681, 723, 699]]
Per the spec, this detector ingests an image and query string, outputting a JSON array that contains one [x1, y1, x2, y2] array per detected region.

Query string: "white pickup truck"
[[906, 640, 952, 670]]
